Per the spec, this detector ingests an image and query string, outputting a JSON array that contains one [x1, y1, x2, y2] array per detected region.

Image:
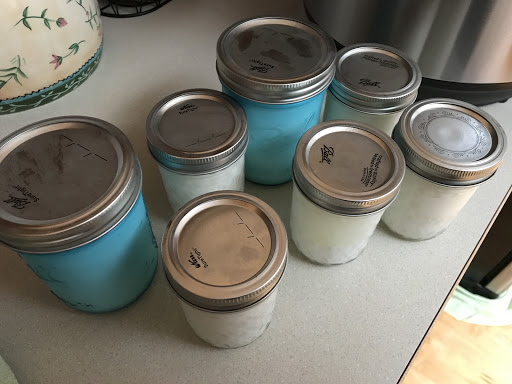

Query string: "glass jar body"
[[290, 181, 385, 264], [157, 152, 245, 212], [382, 167, 480, 240], [222, 85, 325, 185], [18, 192, 158, 312], [323, 88, 404, 136], [179, 288, 278, 348]]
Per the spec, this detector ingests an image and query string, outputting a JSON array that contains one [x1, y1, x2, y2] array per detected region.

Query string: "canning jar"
[[216, 17, 336, 185], [382, 99, 508, 240], [146, 89, 248, 211], [0, 117, 158, 312], [291, 120, 405, 264], [323, 43, 421, 136], [162, 191, 287, 348]]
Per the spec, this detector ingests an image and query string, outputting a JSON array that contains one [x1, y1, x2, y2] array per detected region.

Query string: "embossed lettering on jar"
[[216, 17, 336, 185], [323, 43, 421, 136], [382, 99, 508, 240], [162, 191, 287, 348], [290, 121, 405, 264], [146, 89, 248, 211], [0, 117, 158, 312]]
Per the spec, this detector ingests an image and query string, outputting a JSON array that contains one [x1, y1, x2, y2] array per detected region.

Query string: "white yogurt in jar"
[[156, 152, 244, 212], [162, 191, 287, 348], [382, 98, 508, 240], [179, 287, 278, 348], [291, 120, 405, 264], [323, 44, 421, 136], [146, 89, 248, 211]]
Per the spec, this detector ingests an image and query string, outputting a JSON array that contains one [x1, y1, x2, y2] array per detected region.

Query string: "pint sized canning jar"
[[290, 120, 405, 264], [382, 99, 508, 240], [0, 117, 158, 312], [323, 43, 421, 136], [216, 17, 336, 185], [146, 89, 248, 211], [162, 191, 287, 348]]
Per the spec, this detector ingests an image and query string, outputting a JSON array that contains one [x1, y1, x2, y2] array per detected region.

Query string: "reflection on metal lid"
[[162, 191, 287, 311], [330, 43, 421, 112], [146, 89, 248, 173], [394, 98, 508, 185], [0, 116, 141, 252], [293, 120, 405, 214], [217, 17, 336, 104]]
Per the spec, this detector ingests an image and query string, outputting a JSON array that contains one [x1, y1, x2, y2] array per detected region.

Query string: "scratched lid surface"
[[330, 43, 421, 112], [0, 116, 141, 253], [216, 17, 336, 104], [146, 89, 248, 173], [293, 121, 405, 214], [162, 191, 287, 311]]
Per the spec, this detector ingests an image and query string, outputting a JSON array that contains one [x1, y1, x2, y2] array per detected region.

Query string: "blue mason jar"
[[217, 17, 336, 185], [0, 116, 158, 313]]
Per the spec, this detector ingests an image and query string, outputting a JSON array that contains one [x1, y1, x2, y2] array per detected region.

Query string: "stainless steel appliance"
[[460, 187, 512, 299], [304, 0, 512, 105]]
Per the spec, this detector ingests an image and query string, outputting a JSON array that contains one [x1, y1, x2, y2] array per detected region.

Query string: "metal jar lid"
[[394, 98, 508, 186], [329, 43, 422, 113], [162, 191, 287, 311], [146, 89, 248, 173], [216, 17, 336, 104], [293, 121, 405, 214], [0, 116, 142, 253]]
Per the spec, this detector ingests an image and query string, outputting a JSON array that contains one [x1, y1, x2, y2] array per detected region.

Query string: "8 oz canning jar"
[[382, 99, 508, 240], [216, 17, 336, 185], [146, 89, 248, 211], [162, 191, 287, 348], [0, 117, 158, 312], [323, 44, 421, 136], [290, 121, 405, 264]]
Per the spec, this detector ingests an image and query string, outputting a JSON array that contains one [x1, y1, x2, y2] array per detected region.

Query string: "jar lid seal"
[[394, 98, 508, 185], [216, 17, 336, 104], [293, 120, 405, 214], [162, 191, 288, 311], [146, 89, 248, 173], [329, 44, 421, 112], [0, 116, 141, 253]]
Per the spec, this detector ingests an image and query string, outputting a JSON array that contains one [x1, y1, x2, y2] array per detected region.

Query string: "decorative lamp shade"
[[0, 0, 103, 114]]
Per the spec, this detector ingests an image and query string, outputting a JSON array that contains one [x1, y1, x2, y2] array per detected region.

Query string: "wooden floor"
[[402, 311, 512, 384]]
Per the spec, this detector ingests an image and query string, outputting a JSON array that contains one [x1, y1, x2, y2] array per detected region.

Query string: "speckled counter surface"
[[0, 1, 511, 383]]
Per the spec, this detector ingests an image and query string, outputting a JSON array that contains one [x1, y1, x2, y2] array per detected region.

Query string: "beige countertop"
[[1, 1, 511, 383]]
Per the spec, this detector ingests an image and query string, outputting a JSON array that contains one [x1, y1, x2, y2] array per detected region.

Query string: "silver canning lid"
[[0, 116, 141, 253], [146, 89, 248, 173], [162, 191, 287, 311], [293, 121, 405, 214], [216, 17, 336, 104], [330, 43, 421, 113], [394, 98, 508, 186]]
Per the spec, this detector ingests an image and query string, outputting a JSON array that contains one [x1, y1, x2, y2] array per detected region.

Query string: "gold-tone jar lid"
[[162, 191, 287, 311]]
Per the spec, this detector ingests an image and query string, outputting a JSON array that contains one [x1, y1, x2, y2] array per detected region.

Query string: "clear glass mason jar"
[[162, 191, 287, 348], [0, 117, 158, 312], [216, 17, 336, 185], [323, 43, 421, 136], [290, 120, 405, 264], [146, 89, 248, 211], [382, 99, 508, 240]]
